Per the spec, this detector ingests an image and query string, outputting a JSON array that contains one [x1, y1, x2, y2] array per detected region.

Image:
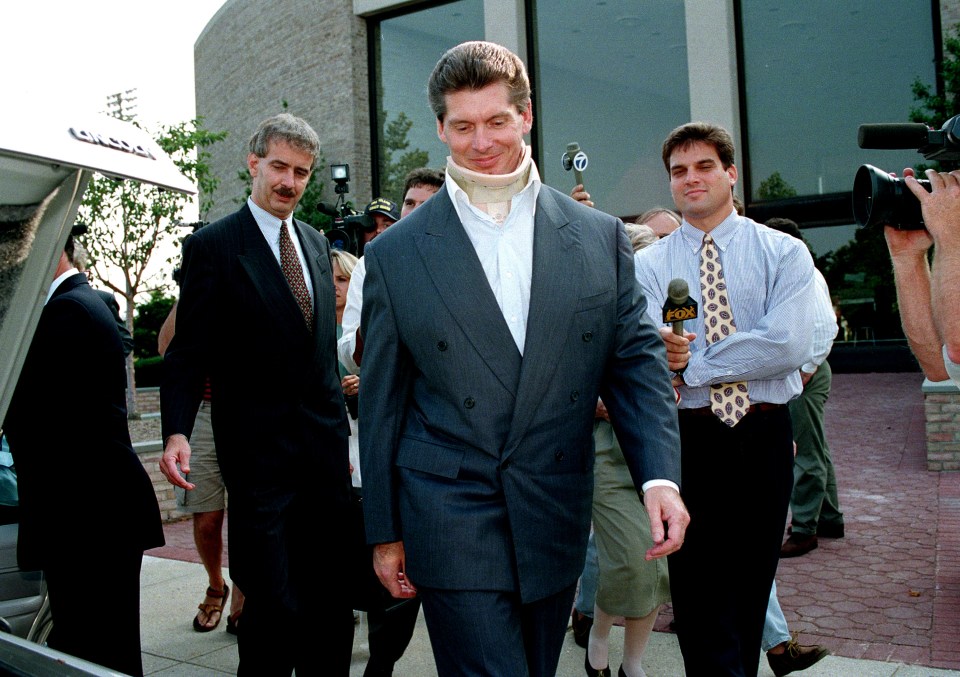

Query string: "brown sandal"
[[193, 584, 229, 632]]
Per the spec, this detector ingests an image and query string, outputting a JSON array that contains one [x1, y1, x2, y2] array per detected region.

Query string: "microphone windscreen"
[[857, 123, 929, 150], [667, 278, 689, 304], [566, 141, 580, 154]]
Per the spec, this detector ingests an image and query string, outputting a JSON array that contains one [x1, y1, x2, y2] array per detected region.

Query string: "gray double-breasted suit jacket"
[[359, 184, 680, 604]]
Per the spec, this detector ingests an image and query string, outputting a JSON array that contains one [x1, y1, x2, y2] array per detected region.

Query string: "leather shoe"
[[780, 533, 818, 557], [572, 609, 593, 649], [584, 654, 611, 677], [816, 522, 844, 538], [787, 523, 845, 538], [767, 638, 829, 677]]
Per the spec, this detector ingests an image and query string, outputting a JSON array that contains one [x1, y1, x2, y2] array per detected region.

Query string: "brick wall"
[[923, 379, 960, 471], [133, 441, 183, 522]]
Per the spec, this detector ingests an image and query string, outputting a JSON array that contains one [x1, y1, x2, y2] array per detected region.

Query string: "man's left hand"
[[643, 484, 689, 559]]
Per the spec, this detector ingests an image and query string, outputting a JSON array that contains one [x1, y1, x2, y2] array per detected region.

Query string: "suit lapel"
[[414, 192, 522, 397], [235, 207, 308, 336], [506, 188, 582, 452]]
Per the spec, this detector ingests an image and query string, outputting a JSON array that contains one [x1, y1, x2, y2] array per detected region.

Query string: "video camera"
[[317, 164, 374, 256], [171, 220, 208, 286], [852, 114, 960, 229]]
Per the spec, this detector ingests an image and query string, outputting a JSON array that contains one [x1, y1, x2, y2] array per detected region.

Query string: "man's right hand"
[[159, 434, 195, 490], [373, 541, 418, 599], [570, 184, 594, 208], [658, 326, 695, 373]]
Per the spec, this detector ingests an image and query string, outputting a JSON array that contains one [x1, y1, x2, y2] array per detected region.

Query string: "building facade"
[[196, 0, 952, 346]]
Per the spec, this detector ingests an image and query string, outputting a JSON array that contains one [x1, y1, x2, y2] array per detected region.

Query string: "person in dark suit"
[[359, 41, 689, 677], [160, 113, 353, 675], [4, 232, 164, 676]]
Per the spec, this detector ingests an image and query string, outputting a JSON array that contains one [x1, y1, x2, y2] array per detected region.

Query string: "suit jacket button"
[[555, 450, 565, 461], [582, 331, 593, 342], [570, 390, 579, 402], [464, 397, 476, 409], [437, 340, 448, 351]]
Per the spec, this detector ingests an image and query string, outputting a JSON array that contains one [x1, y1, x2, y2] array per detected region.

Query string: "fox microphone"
[[662, 278, 697, 336]]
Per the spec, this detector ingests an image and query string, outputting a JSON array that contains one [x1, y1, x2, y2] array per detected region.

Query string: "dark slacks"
[[364, 598, 422, 677], [669, 406, 794, 677], [235, 488, 354, 676], [45, 547, 145, 676], [418, 583, 577, 677], [788, 362, 844, 535]]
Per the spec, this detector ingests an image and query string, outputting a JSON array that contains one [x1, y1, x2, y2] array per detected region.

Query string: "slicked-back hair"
[[63, 234, 76, 265], [428, 41, 531, 122], [662, 122, 736, 173], [248, 113, 320, 167], [403, 167, 445, 198]]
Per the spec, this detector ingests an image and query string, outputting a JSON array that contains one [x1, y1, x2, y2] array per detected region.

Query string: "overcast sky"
[[4, 1, 228, 129]]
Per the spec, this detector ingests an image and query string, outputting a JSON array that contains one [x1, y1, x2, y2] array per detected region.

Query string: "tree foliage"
[[757, 171, 798, 201], [133, 290, 176, 359], [378, 111, 429, 203], [909, 22, 960, 127], [78, 117, 226, 415]]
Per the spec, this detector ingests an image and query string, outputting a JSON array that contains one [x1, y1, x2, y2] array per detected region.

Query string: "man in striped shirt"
[[634, 122, 817, 676]]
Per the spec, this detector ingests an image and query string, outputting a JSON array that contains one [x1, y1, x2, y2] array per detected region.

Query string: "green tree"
[[78, 118, 226, 417], [909, 22, 960, 127], [757, 171, 798, 200], [133, 290, 176, 359], [378, 111, 429, 203]]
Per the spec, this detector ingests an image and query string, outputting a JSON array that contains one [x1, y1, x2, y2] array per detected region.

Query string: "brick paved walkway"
[[149, 372, 960, 671]]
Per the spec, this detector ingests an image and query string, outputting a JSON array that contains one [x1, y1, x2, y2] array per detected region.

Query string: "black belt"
[[680, 402, 785, 417]]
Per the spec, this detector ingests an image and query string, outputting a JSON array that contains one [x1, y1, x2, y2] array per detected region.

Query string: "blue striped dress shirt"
[[634, 210, 816, 408]]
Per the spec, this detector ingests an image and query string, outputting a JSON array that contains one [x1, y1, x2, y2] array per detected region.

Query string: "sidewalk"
[[141, 372, 960, 675]]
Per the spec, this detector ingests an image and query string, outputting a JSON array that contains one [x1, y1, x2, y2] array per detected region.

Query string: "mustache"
[[275, 187, 297, 198]]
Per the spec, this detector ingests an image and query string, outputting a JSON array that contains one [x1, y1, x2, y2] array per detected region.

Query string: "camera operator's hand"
[[884, 166, 960, 381], [904, 167, 960, 246]]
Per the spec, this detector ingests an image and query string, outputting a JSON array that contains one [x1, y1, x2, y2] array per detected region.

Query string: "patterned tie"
[[279, 220, 313, 331], [700, 234, 749, 426]]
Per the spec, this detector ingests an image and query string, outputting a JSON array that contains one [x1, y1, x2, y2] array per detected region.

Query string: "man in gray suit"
[[359, 41, 689, 677]]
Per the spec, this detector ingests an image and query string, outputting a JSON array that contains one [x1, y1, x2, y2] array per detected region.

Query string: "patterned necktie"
[[700, 234, 749, 426], [279, 220, 313, 331]]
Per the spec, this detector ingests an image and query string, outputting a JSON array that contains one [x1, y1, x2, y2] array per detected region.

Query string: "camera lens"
[[852, 164, 929, 230]]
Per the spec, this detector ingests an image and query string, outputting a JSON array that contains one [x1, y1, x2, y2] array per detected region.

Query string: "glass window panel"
[[374, 1, 485, 200], [741, 1, 937, 202], [534, 0, 689, 217]]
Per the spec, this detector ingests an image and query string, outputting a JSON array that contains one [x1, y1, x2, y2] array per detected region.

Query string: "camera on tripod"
[[318, 164, 375, 256], [852, 115, 960, 229]]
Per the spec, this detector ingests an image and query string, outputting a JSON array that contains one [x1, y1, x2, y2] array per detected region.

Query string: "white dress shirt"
[[247, 197, 313, 304], [445, 164, 541, 355], [337, 256, 366, 375], [635, 211, 817, 408], [46, 267, 80, 305], [803, 269, 839, 374]]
